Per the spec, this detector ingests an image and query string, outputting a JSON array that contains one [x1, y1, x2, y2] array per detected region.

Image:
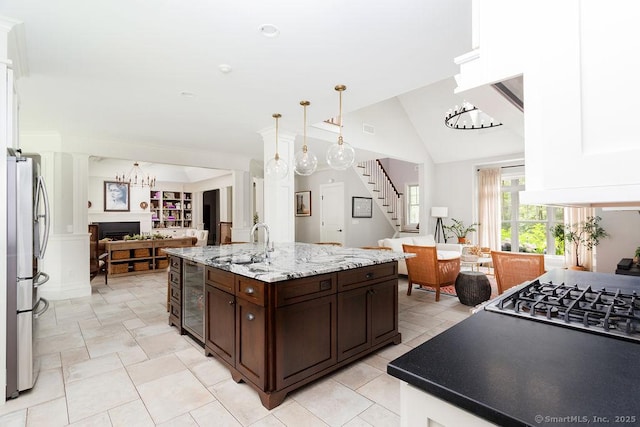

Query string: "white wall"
[[596, 209, 640, 274], [295, 167, 395, 247]]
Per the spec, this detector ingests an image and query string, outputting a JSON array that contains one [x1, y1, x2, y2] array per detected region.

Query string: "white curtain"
[[564, 207, 596, 270], [478, 168, 501, 250]]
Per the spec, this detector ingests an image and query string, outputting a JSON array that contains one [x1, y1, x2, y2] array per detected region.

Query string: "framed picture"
[[104, 181, 130, 212], [352, 196, 372, 218], [295, 191, 312, 217]]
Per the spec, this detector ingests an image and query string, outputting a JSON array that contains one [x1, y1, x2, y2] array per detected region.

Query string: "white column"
[[260, 128, 295, 243], [230, 171, 252, 242]]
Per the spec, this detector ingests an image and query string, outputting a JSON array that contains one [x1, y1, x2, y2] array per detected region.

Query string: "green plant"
[[443, 218, 479, 240], [552, 216, 608, 268], [635, 246, 640, 258]]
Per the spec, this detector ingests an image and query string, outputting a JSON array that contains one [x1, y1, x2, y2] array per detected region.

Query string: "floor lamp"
[[432, 207, 448, 243]]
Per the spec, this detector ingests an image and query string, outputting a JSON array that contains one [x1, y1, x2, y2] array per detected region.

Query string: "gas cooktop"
[[485, 279, 640, 343]]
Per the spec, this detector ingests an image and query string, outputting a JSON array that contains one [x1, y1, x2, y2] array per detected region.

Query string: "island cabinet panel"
[[236, 298, 267, 388], [337, 279, 399, 362], [193, 262, 400, 410], [275, 294, 337, 389], [204, 285, 235, 365], [337, 286, 370, 361]]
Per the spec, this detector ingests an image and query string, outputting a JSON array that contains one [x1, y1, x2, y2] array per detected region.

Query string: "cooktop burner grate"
[[485, 280, 640, 342]]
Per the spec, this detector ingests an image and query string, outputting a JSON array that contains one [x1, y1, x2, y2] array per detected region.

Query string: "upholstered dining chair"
[[402, 244, 461, 301], [491, 251, 545, 294]]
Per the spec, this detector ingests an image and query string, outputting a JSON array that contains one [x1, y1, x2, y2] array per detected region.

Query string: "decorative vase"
[[458, 237, 467, 244]]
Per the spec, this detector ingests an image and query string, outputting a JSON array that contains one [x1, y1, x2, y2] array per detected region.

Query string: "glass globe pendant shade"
[[265, 112, 288, 179], [294, 147, 317, 176], [294, 100, 317, 176], [266, 154, 289, 179], [326, 135, 355, 170]]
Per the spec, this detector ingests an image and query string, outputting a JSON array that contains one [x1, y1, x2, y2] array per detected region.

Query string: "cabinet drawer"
[[236, 277, 265, 306], [206, 267, 235, 293], [275, 273, 336, 307], [170, 256, 182, 272], [170, 301, 181, 318], [170, 284, 181, 302], [337, 262, 397, 291], [169, 270, 181, 286]]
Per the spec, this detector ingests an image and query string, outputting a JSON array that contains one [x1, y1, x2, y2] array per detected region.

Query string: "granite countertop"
[[387, 269, 640, 427], [163, 242, 413, 282]]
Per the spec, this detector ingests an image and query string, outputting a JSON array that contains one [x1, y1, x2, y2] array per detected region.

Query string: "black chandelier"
[[444, 101, 503, 130]]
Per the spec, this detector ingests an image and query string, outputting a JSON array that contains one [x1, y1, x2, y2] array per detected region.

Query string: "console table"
[[106, 237, 194, 277]]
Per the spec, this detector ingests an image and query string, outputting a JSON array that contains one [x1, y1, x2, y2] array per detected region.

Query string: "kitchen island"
[[164, 242, 411, 409], [388, 269, 640, 427]]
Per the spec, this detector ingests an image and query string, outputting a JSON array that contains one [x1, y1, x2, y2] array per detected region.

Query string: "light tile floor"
[[0, 272, 474, 427]]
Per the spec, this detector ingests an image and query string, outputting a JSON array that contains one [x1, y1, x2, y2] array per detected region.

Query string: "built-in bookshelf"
[[150, 190, 193, 229]]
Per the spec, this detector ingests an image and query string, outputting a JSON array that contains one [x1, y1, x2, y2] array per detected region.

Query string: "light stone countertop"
[[163, 242, 413, 282]]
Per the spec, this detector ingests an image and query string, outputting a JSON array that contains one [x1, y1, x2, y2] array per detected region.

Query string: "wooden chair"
[[491, 251, 545, 294], [402, 244, 461, 301]]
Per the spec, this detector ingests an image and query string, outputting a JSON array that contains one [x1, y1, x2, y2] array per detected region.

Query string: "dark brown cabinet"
[[204, 285, 235, 365], [337, 279, 398, 362], [181, 261, 399, 410]]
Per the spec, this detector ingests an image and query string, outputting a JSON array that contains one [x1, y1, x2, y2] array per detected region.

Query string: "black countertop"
[[387, 269, 640, 427]]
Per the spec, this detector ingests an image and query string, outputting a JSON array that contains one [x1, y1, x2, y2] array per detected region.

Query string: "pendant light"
[[326, 84, 355, 170], [265, 113, 289, 179], [294, 100, 318, 176]]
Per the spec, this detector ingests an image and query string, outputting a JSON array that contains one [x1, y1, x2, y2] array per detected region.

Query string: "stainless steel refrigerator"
[[6, 149, 50, 399]]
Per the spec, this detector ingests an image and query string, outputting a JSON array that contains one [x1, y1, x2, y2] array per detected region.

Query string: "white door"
[[320, 183, 345, 245]]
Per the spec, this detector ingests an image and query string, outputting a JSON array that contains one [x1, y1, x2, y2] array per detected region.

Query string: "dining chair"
[[491, 251, 545, 294], [402, 244, 460, 301]]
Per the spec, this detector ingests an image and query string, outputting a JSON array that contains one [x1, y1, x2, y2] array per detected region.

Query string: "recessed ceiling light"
[[180, 91, 195, 97], [218, 64, 232, 74], [260, 24, 280, 37]]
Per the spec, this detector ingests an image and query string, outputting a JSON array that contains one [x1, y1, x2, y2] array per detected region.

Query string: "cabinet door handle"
[[365, 272, 374, 279], [245, 287, 255, 295], [228, 300, 235, 305], [247, 313, 255, 321]]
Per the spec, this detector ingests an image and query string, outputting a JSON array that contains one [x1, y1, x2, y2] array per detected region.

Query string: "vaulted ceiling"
[[1, 0, 524, 171]]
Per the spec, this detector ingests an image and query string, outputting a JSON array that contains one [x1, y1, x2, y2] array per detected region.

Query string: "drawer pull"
[[365, 272, 374, 279], [247, 313, 255, 321], [228, 300, 235, 305], [245, 287, 255, 295]]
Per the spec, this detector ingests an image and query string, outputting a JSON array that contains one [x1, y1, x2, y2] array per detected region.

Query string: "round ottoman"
[[455, 271, 491, 306]]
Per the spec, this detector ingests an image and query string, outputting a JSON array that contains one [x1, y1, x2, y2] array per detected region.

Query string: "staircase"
[[355, 160, 403, 234]]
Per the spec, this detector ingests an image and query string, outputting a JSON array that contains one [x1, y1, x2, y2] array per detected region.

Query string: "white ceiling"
[[1, 0, 524, 169]]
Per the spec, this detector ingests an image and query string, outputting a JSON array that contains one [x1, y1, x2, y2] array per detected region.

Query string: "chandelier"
[[326, 84, 355, 170], [444, 101, 503, 130], [116, 162, 156, 187]]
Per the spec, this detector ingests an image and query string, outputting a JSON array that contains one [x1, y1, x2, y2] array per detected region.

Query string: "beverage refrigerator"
[[6, 149, 51, 399]]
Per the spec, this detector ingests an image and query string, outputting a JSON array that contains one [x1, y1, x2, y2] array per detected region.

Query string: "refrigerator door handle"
[[33, 271, 50, 288], [33, 297, 49, 319], [35, 175, 51, 259]]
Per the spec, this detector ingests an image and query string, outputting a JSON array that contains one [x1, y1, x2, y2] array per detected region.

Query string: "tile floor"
[[0, 272, 474, 427]]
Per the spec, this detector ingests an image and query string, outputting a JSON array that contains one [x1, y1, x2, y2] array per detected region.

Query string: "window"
[[501, 174, 564, 254], [406, 184, 419, 226]]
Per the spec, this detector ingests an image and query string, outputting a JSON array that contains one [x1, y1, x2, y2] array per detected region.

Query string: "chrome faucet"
[[250, 222, 273, 264]]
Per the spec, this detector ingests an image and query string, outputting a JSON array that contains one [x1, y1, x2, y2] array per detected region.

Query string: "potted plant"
[[634, 247, 640, 264], [551, 215, 608, 270], [443, 218, 480, 244]]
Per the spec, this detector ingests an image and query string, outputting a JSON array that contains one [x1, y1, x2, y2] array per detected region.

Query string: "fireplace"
[[95, 221, 140, 240]]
